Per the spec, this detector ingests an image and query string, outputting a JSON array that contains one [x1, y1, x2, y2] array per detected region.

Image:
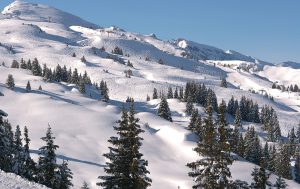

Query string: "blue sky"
[[0, 0, 299, 63]]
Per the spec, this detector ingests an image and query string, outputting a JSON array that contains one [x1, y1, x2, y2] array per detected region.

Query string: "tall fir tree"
[[234, 107, 242, 127], [152, 88, 158, 99], [275, 145, 292, 180], [58, 160, 73, 189], [23, 126, 36, 181], [26, 81, 31, 92], [185, 96, 194, 116], [37, 126, 60, 188], [157, 96, 172, 122], [294, 153, 300, 183], [6, 74, 15, 90]]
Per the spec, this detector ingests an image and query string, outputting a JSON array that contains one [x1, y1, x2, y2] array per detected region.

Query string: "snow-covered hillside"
[[1, 1, 300, 189], [0, 170, 48, 189]]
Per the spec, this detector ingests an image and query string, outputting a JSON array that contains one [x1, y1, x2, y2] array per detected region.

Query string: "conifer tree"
[[274, 176, 287, 189], [71, 68, 79, 85], [20, 59, 27, 69], [187, 103, 232, 188], [234, 107, 242, 127], [58, 160, 73, 189], [12, 125, 25, 175], [174, 87, 179, 99], [294, 153, 300, 183], [0, 120, 14, 172], [275, 145, 292, 179], [11, 60, 20, 68], [251, 167, 269, 189], [146, 95, 150, 101], [27, 59, 32, 70], [179, 87, 184, 100], [37, 126, 60, 188], [102, 82, 109, 102], [79, 79, 86, 94], [98, 102, 151, 188], [152, 88, 158, 99], [81, 181, 90, 189], [236, 133, 245, 157], [188, 108, 199, 133], [288, 127, 296, 157], [26, 81, 31, 92], [185, 96, 194, 116], [167, 87, 173, 99], [220, 78, 228, 88], [38, 85, 42, 90], [6, 74, 15, 90], [23, 126, 36, 180], [157, 96, 172, 122]]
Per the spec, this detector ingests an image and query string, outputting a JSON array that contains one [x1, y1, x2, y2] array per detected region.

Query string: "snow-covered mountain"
[[1, 1, 300, 189]]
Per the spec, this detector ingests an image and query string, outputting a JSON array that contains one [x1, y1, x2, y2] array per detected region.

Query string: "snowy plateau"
[[0, 1, 300, 189]]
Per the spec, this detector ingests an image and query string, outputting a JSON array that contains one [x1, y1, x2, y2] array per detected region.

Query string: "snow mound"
[[0, 170, 48, 189], [2, 0, 97, 28]]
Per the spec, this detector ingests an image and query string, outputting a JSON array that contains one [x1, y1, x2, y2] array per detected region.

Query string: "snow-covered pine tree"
[[27, 59, 32, 70], [37, 125, 60, 188], [220, 77, 228, 88], [152, 88, 158, 99], [185, 96, 194, 116], [12, 125, 25, 175], [102, 82, 109, 102], [31, 58, 42, 76], [22, 126, 36, 181], [20, 58, 27, 69], [26, 81, 31, 92], [275, 145, 292, 179], [0, 119, 14, 172], [79, 79, 86, 94], [236, 133, 245, 157], [234, 107, 242, 127], [227, 96, 235, 115], [174, 87, 179, 99], [294, 153, 300, 183], [216, 100, 233, 188], [167, 87, 173, 99], [179, 87, 184, 100], [81, 181, 90, 189], [251, 167, 269, 189], [98, 103, 152, 188], [58, 160, 73, 189], [71, 68, 79, 85], [127, 100, 152, 188], [187, 108, 198, 132], [288, 127, 296, 157], [6, 74, 15, 90], [157, 96, 172, 122], [11, 60, 20, 68], [274, 176, 287, 189], [187, 103, 232, 188], [38, 85, 43, 90]]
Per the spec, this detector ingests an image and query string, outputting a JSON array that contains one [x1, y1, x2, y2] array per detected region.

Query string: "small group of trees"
[[272, 82, 300, 93], [0, 115, 73, 188]]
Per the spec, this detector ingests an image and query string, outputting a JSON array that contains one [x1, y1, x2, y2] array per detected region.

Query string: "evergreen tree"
[[157, 96, 172, 122], [146, 95, 150, 101], [152, 88, 158, 99], [27, 59, 32, 70], [179, 87, 184, 100], [20, 59, 27, 69], [102, 82, 109, 102], [58, 160, 73, 189], [11, 60, 20, 68], [275, 145, 292, 179], [37, 126, 60, 188], [251, 167, 269, 189], [98, 102, 151, 188], [26, 81, 31, 92], [234, 107, 242, 127], [71, 68, 79, 85], [185, 96, 194, 116], [23, 126, 36, 181], [227, 96, 235, 115], [288, 127, 296, 157], [0, 120, 14, 172], [188, 108, 199, 133], [79, 79, 86, 94], [174, 87, 179, 99], [38, 85, 43, 90], [167, 87, 173, 99], [6, 74, 15, 90], [12, 125, 25, 175], [187, 103, 232, 188], [81, 56, 87, 62], [236, 133, 245, 157], [294, 153, 300, 183], [220, 78, 228, 88], [81, 181, 90, 189], [274, 176, 287, 189]]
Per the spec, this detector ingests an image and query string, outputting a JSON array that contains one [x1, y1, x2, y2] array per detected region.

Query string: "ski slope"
[[0, 1, 300, 188]]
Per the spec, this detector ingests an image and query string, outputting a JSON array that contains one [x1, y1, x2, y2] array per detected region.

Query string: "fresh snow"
[[0, 1, 300, 188]]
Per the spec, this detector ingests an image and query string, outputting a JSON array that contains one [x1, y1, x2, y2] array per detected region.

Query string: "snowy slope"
[[0, 170, 48, 189], [0, 1, 300, 189]]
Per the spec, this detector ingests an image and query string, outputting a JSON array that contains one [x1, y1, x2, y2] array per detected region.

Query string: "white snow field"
[[1, 1, 300, 188]]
